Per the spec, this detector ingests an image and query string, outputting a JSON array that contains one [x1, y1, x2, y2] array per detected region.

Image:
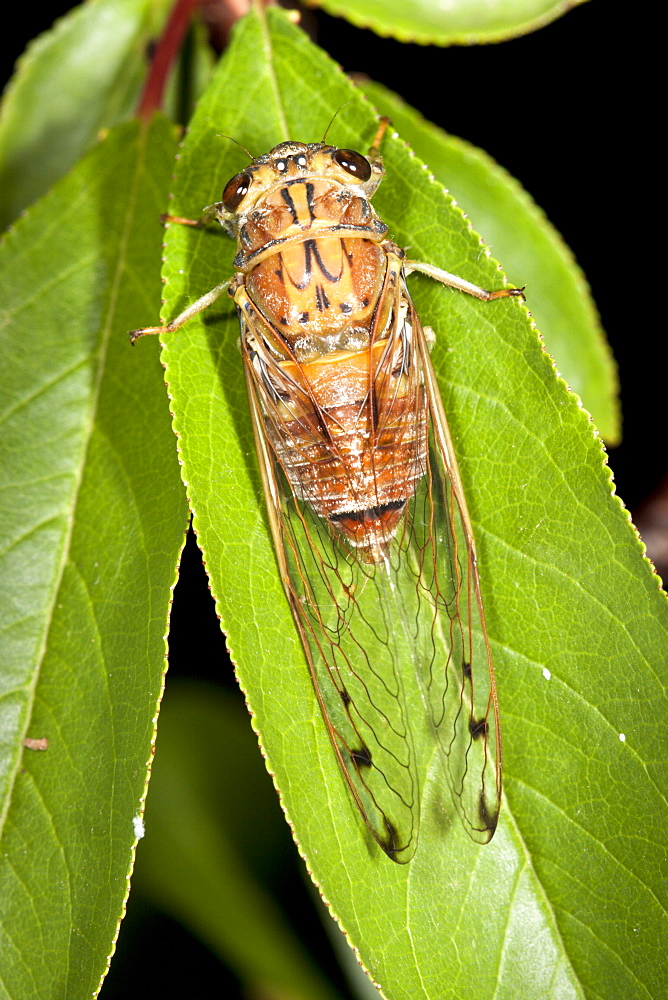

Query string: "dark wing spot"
[[469, 717, 489, 740], [340, 688, 352, 706], [478, 789, 497, 833], [381, 817, 401, 857], [351, 744, 372, 768], [462, 661, 472, 679]]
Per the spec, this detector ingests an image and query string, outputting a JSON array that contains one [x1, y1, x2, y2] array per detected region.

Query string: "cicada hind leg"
[[404, 259, 525, 303]]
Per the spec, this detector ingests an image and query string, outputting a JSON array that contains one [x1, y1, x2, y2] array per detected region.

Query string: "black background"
[[2, 2, 662, 997]]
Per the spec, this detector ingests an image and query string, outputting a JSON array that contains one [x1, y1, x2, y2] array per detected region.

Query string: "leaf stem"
[[136, 0, 205, 121]]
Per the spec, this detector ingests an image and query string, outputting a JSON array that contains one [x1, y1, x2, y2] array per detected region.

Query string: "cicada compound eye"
[[333, 148, 372, 182], [222, 170, 252, 212]]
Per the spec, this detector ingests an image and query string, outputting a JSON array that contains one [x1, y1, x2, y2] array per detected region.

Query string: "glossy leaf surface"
[[309, 0, 588, 45]]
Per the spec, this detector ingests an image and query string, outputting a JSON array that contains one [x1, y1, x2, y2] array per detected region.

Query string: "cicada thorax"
[[229, 145, 428, 563], [268, 317, 429, 563]]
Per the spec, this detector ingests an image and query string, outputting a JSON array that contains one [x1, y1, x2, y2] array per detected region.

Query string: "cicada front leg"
[[159, 201, 225, 229], [129, 198, 232, 344], [129, 278, 231, 344]]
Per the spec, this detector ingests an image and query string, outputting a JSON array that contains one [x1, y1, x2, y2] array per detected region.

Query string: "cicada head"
[[216, 139, 386, 238]]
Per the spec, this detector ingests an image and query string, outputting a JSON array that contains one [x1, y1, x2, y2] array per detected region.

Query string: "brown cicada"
[[131, 119, 523, 863]]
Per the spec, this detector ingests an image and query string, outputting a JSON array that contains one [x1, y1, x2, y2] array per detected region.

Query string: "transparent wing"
[[408, 293, 502, 844], [239, 270, 501, 862]]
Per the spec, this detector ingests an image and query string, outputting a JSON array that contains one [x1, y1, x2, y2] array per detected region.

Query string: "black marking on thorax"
[[315, 282, 330, 312], [280, 239, 344, 297], [306, 239, 343, 283], [280, 181, 317, 225]]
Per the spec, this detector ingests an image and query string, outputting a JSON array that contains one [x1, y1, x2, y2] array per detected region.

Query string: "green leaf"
[[144, 7, 667, 999], [358, 79, 620, 444], [134, 681, 347, 1000], [308, 0, 590, 45], [0, 116, 188, 997], [0, 0, 172, 230]]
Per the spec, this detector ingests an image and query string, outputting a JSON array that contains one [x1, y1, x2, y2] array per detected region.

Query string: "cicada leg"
[[129, 279, 231, 343], [159, 202, 224, 228], [368, 116, 392, 157], [404, 259, 525, 302]]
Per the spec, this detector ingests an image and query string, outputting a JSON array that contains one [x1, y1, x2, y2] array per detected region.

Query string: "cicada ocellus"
[[131, 119, 523, 863]]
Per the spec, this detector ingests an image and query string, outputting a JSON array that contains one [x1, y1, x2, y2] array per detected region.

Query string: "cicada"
[[131, 119, 523, 863]]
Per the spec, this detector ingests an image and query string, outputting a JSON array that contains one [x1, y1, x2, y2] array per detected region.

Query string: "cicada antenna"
[[216, 134, 254, 161], [321, 102, 351, 143]]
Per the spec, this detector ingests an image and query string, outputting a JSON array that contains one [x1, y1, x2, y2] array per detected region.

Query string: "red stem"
[[136, 0, 204, 121]]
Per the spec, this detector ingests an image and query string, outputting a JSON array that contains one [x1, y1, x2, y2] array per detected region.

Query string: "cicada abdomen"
[[130, 119, 522, 862]]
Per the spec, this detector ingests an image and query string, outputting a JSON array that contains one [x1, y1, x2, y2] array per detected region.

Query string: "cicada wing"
[[363, 263, 501, 843], [240, 313, 420, 864], [405, 291, 502, 843], [238, 266, 501, 860]]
